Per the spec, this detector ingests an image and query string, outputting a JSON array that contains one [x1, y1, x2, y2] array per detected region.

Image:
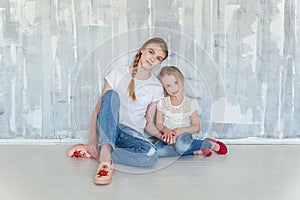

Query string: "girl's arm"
[[172, 110, 200, 136], [144, 101, 163, 139], [156, 109, 171, 135], [156, 109, 176, 144], [87, 81, 112, 158]]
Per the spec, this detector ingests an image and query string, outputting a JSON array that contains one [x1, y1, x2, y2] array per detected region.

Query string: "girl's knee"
[[174, 143, 187, 155], [174, 141, 189, 155], [144, 151, 158, 167], [138, 146, 158, 167], [174, 133, 193, 154], [97, 90, 120, 120], [102, 90, 119, 101]]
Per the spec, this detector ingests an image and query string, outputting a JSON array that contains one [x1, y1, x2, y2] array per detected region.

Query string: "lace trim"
[[160, 96, 193, 114]]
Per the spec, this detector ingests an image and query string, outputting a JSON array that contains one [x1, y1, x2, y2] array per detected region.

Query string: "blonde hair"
[[159, 66, 185, 84], [128, 37, 168, 100]]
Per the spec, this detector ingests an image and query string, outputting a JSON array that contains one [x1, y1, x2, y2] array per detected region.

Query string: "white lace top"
[[157, 96, 199, 130]]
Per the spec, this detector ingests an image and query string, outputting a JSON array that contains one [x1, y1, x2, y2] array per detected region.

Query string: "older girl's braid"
[[128, 52, 141, 100]]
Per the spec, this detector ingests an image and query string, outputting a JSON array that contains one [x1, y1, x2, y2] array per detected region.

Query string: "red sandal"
[[67, 144, 91, 158], [205, 138, 228, 155]]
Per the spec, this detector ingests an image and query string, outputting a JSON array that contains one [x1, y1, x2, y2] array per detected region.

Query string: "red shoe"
[[67, 144, 91, 158], [205, 138, 228, 155], [94, 161, 114, 185]]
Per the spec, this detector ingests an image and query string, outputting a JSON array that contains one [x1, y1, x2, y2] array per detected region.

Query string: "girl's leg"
[[155, 140, 180, 157], [174, 133, 212, 156], [94, 90, 120, 185], [97, 90, 121, 162], [112, 130, 158, 167], [193, 148, 212, 156]]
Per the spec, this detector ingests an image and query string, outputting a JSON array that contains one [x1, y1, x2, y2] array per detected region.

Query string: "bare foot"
[[211, 142, 220, 152], [193, 148, 212, 156]]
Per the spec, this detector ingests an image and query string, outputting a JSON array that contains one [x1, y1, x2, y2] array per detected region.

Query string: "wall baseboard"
[[222, 138, 300, 145], [0, 139, 82, 145], [0, 138, 300, 145]]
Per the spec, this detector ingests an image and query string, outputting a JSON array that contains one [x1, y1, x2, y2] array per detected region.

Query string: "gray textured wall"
[[0, 0, 299, 140]]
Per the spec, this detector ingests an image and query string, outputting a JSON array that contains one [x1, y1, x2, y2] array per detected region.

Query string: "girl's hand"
[[161, 131, 176, 144], [172, 128, 181, 136], [86, 142, 99, 159]]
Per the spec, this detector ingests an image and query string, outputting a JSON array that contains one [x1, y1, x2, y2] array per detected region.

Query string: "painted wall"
[[0, 0, 299, 140]]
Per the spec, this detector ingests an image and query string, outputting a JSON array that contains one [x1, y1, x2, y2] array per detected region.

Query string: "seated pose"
[[67, 37, 169, 185], [155, 66, 227, 157]]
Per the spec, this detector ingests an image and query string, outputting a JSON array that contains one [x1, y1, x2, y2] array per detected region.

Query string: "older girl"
[[68, 37, 168, 185]]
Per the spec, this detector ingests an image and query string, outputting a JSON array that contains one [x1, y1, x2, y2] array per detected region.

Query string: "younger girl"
[[155, 66, 227, 157]]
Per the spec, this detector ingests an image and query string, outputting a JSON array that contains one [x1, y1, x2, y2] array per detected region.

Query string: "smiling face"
[[140, 43, 167, 70], [160, 74, 184, 98]]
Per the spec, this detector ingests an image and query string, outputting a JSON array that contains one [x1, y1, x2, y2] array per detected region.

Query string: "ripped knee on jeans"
[[146, 146, 156, 157]]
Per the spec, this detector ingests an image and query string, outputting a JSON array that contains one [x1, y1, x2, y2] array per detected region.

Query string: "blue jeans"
[[97, 90, 157, 167], [155, 133, 212, 157]]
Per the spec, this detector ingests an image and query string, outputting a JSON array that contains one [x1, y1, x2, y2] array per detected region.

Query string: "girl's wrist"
[[155, 132, 163, 139], [88, 136, 98, 144], [177, 128, 182, 135]]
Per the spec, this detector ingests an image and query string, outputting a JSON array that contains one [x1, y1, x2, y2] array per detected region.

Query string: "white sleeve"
[[104, 67, 118, 89], [157, 99, 163, 112]]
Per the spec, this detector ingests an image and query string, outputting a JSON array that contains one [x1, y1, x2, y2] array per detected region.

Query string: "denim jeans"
[[155, 133, 212, 157], [97, 90, 157, 167]]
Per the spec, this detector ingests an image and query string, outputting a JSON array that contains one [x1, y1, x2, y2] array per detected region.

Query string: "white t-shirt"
[[157, 96, 199, 130], [105, 66, 164, 136]]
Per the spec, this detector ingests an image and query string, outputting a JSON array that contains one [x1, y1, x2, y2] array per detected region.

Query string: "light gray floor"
[[0, 144, 300, 200]]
